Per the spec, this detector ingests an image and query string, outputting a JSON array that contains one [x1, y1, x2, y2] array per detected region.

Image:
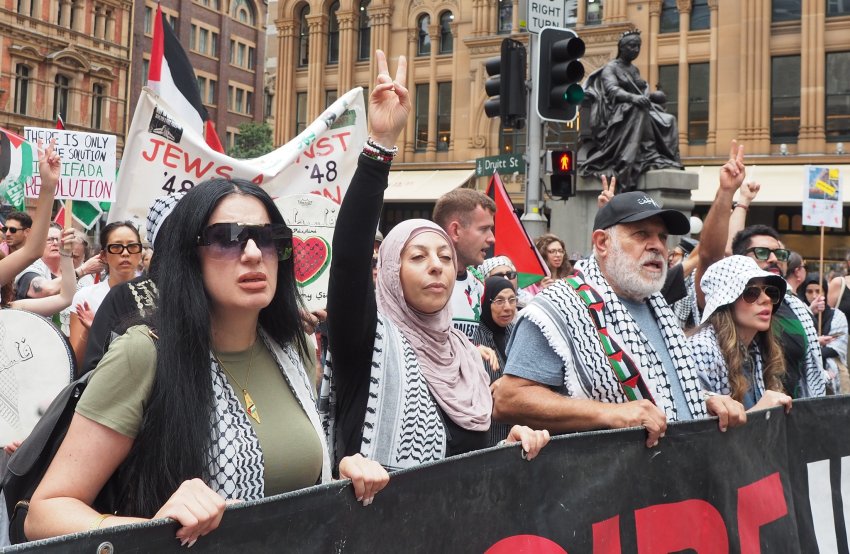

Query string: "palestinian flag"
[[54, 201, 105, 230], [0, 127, 34, 210], [148, 4, 224, 152], [485, 172, 549, 288]]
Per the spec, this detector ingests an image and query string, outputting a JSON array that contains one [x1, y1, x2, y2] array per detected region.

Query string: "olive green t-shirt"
[[76, 325, 324, 496]]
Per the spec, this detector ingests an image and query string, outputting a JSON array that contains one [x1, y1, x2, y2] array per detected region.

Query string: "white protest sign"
[[109, 87, 366, 224], [802, 166, 843, 228], [275, 194, 338, 312], [23, 128, 117, 202]]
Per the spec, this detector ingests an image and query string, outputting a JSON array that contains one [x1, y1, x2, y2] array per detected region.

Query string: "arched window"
[[298, 4, 310, 67], [438, 11, 453, 54], [230, 0, 255, 25], [357, 0, 371, 61], [14, 64, 30, 115], [53, 74, 70, 123], [327, 1, 340, 64], [497, 0, 512, 33], [91, 84, 104, 129], [417, 14, 430, 56]]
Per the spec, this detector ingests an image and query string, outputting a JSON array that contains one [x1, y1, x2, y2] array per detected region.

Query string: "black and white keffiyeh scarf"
[[673, 268, 700, 329], [784, 292, 826, 397], [689, 324, 766, 399], [207, 328, 332, 500], [521, 256, 706, 420], [319, 315, 447, 471]]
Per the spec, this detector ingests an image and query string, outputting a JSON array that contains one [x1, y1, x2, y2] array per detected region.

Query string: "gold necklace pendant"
[[242, 388, 261, 424]]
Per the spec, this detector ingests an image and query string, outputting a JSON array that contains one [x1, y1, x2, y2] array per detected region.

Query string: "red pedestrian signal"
[[551, 150, 575, 174]]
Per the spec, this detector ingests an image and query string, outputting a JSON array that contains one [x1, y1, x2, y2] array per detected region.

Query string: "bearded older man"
[[493, 192, 746, 447]]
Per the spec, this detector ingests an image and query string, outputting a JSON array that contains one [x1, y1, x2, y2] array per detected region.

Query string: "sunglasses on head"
[[741, 284, 783, 305], [491, 270, 517, 280], [1, 226, 24, 234], [198, 223, 293, 261], [745, 246, 790, 262]]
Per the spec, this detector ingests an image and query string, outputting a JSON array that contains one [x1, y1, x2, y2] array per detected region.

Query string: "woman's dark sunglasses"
[[491, 271, 517, 280], [741, 285, 782, 305], [198, 223, 293, 261], [745, 246, 790, 262], [106, 242, 143, 255]]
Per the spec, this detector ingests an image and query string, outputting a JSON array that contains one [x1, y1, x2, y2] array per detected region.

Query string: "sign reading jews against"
[[275, 194, 338, 312], [803, 166, 843, 228], [108, 87, 366, 224], [23, 128, 117, 202]]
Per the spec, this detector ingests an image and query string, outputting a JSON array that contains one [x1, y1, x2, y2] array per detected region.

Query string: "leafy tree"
[[229, 121, 274, 158]]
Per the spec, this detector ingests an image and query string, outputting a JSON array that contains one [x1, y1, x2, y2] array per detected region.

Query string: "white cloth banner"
[[109, 87, 367, 223]]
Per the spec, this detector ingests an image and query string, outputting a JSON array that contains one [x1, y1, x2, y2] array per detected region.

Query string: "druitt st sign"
[[475, 154, 525, 177]]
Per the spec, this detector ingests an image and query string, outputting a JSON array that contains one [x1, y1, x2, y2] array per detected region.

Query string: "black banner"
[[4, 397, 849, 553]]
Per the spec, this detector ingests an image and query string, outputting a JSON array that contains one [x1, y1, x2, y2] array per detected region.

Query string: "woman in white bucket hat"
[[689, 255, 793, 412]]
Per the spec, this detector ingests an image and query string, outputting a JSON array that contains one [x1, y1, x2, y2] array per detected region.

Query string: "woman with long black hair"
[[26, 180, 387, 544]]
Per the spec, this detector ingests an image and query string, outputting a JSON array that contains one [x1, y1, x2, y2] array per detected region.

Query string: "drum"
[[0, 309, 75, 446]]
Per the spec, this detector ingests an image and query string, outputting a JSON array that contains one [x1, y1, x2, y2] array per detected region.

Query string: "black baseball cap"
[[593, 192, 690, 235]]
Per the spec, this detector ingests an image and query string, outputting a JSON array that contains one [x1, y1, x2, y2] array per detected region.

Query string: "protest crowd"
[[0, 49, 845, 549]]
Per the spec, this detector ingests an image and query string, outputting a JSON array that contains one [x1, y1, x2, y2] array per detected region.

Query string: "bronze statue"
[[578, 30, 683, 191]]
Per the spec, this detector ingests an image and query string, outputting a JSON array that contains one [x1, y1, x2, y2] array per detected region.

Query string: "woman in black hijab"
[[473, 276, 518, 446]]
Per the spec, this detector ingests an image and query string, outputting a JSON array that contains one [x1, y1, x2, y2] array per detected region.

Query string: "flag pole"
[[64, 199, 73, 232], [819, 225, 825, 335]]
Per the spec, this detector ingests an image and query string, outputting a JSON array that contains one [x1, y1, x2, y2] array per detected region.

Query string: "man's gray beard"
[[603, 232, 667, 301]]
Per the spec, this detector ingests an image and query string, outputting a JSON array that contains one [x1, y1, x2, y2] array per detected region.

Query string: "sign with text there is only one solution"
[[475, 154, 525, 177], [526, 0, 567, 34]]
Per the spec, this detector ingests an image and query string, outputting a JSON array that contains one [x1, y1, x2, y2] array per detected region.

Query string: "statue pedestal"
[[548, 169, 699, 257]]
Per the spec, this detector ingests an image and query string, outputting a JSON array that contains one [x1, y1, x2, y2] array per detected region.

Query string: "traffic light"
[[548, 150, 575, 199], [537, 27, 585, 122], [483, 38, 527, 129]]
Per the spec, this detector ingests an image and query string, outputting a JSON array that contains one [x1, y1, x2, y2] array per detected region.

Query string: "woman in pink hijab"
[[323, 51, 549, 471]]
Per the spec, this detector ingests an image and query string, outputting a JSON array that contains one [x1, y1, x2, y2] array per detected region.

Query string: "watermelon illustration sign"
[[275, 194, 338, 311]]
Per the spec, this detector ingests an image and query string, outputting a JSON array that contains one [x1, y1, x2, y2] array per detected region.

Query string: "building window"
[[91, 84, 104, 129], [439, 11, 453, 54], [771, 56, 800, 143], [828, 1, 850, 16], [826, 52, 850, 141], [17, 0, 35, 16], [325, 89, 338, 108], [328, 1, 340, 64], [227, 83, 254, 115], [498, 0, 512, 33], [772, 0, 801, 21], [191, 23, 220, 57], [143, 58, 150, 81], [144, 4, 153, 34], [656, 65, 679, 121], [226, 128, 238, 151], [230, 0, 256, 25], [415, 83, 429, 151], [264, 91, 273, 118], [230, 39, 256, 70], [357, 0, 371, 61], [585, 0, 603, 25], [417, 14, 431, 57], [14, 64, 30, 116], [198, 0, 220, 9], [197, 75, 217, 104], [690, 0, 710, 30], [499, 124, 526, 155], [295, 92, 308, 135], [437, 82, 451, 151], [298, 5, 309, 67], [53, 74, 70, 123], [660, 0, 679, 33], [687, 62, 709, 144]]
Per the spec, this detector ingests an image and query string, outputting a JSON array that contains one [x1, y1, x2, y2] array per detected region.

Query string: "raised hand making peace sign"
[[368, 50, 411, 149]]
